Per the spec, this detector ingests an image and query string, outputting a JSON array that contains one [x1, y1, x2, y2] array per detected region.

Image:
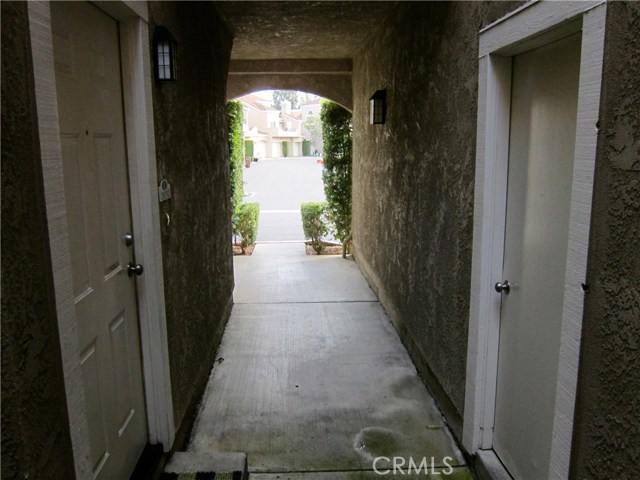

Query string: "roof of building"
[[285, 111, 304, 121], [240, 94, 273, 111]]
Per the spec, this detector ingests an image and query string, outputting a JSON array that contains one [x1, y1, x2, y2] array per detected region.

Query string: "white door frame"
[[28, 2, 174, 477], [463, 1, 606, 478]]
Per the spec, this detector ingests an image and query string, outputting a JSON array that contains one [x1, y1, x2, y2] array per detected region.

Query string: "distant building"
[[299, 96, 322, 118], [299, 97, 323, 155], [240, 95, 305, 158]]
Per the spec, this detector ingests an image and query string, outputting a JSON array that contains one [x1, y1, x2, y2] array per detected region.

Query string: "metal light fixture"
[[370, 89, 386, 125], [154, 26, 177, 81]]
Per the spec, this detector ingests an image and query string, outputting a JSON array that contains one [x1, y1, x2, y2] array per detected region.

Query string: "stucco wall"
[[148, 2, 235, 442], [570, 3, 640, 479], [0, 2, 76, 478], [352, 2, 521, 434]]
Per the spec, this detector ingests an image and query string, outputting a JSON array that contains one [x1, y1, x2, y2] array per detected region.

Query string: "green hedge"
[[282, 141, 289, 157], [227, 101, 244, 222], [301, 202, 329, 254], [245, 140, 254, 158], [236, 202, 259, 252], [321, 102, 352, 244], [302, 140, 311, 156]]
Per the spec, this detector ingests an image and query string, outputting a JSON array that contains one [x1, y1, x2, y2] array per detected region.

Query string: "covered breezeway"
[[3, 2, 637, 480]]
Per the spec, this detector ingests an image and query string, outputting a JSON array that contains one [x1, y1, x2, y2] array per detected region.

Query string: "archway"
[[227, 59, 353, 112]]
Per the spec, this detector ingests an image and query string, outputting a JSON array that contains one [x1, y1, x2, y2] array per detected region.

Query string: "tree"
[[272, 90, 299, 110], [321, 102, 352, 244], [227, 101, 244, 221]]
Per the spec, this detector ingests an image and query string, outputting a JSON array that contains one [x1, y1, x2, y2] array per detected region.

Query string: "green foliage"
[[301, 202, 329, 254], [302, 140, 311, 156], [282, 141, 289, 158], [227, 101, 244, 222], [272, 90, 299, 110], [245, 140, 254, 158], [321, 102, 352, 243], [236, 202, 259, 252]]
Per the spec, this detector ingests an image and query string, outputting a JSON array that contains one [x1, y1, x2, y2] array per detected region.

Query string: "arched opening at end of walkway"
[[227, 58, 354, 113], [229, 89, 348, 250]]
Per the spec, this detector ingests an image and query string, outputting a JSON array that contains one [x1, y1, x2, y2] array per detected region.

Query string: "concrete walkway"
[[186, 243, 473, 479]]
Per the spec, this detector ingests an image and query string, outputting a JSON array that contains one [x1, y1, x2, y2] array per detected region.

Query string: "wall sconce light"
[[370, 89, 386, 125], [154, 26, 177, 81]]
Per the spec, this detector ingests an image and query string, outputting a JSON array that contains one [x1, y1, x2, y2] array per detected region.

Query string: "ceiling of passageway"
[[215, 1, 397, 59]]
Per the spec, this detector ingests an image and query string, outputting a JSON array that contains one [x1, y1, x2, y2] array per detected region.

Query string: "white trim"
[[479, 0, 605, 57], [118, 11, 176, 451], [28, 4, 175, 479], [476, 449, 513, 480], [549, 5, 606, 479], [28, 3, 92, 477], [463, 53, 511, 452], [464, 2, 607, 479]]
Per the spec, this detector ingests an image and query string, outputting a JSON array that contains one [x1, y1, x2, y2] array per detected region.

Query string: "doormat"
[[160, 472, 243, 480]]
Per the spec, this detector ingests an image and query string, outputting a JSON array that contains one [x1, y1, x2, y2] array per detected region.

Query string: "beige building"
[[241, 95, 305, 158], [299, 97, 323, 154]]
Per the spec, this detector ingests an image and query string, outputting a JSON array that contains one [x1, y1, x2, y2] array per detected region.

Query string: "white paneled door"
[[52, 2, 147, 478], [493, 33, 581, 480]]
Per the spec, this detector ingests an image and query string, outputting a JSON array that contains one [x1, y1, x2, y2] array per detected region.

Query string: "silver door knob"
[[495, 280, 510, 294], [127, 263, 144, 277]]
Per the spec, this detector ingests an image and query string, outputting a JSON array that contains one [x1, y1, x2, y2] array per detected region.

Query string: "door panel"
[[60, 134, 92, 297], [52, 3, 147, 478], [493, 34, 581, 480]]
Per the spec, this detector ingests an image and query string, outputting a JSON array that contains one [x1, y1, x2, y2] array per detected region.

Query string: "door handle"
[[127, 263, 144, 277], [495, 280, 510, 294]]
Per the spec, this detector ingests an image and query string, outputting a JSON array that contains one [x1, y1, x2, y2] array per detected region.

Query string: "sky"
[[251, 89, 321, 104]]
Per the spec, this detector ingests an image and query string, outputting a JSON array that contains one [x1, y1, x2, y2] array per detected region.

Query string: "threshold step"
[[162, 451, 248, 480]]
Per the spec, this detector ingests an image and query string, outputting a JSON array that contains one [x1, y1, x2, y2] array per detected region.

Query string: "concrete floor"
[[187, 243, 473, 479]]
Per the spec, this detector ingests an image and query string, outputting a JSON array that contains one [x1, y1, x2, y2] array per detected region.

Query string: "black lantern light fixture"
[[154, 26, 177, 81], [370, 89, 386, 125]]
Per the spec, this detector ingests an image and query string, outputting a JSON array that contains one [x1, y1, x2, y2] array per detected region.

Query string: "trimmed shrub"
[[302, 139, 311, 156], [301, 202, 329, 254], [227, 101, 244, 223], [282, 141, 289, 157], [236, 202, 259, 253], [245, 139, 254, 158], [321, 102, 352, 244]]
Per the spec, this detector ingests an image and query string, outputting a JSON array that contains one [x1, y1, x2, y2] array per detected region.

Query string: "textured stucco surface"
[[570, 3, 640, 479], [1, 2, 76, 479], [352, 1, 522, 433], [149, 2, 235, 440], [215, 1, 396, 60]]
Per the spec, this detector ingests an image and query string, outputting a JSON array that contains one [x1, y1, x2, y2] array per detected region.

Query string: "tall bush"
[[236, 202, 260, 253], [302, 140, 311, 156], [227, 101, 244, 223], [282, 141, 289, 158], [321, 102, 352, 243], [245, 139, 254, 158], [301, 202, 329, 254]]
